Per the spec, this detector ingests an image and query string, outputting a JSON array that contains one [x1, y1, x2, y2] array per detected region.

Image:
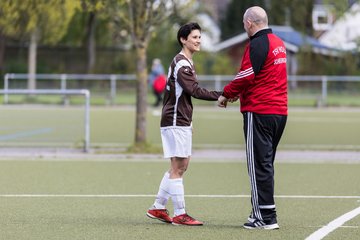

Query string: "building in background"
[[318, 2, 360, 51], [211, 25, 339, 76]]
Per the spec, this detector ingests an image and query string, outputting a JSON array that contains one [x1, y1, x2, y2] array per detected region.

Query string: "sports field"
[[0, 106, 359, 239], [0, 105, 360, 150], [0, 157, 359, 239]]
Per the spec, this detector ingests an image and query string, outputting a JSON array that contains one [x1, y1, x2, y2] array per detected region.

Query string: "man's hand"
[[217, 95, 228, 108], [228, 96, 239, 103]]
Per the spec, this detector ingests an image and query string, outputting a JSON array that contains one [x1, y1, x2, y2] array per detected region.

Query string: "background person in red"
[[218, 6, 288, 230], [148, 58, 166, 107]]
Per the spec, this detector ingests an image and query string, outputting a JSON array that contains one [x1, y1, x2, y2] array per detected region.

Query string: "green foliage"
[[148, 22, 237, 75], [3, 59, 28, 73], [126, 141, 162, 154], [0, 0, 79, 44], [147, 22, 179, 67], [146, 1, 199, 68], [104, 0, 198, 144], [112, 50, 137, 73], [265, 0, 315, 34], [220, 0, 314, 40], [297, 50, 360, 75], [59, 12, 86, 47], [285, 0, 313, 35], [60, 9, 107, 47], [193, 52, 236, 75], [266, 0, 286, 25], [322, 0, 350, 18], [81, 0, 107, 12], [1, 0, 358, 77], [107, 0, 169, 49], [220, 0, 265, 40]]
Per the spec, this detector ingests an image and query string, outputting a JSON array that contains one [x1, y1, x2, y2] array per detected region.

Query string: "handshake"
[[217, 95, 239, 108]]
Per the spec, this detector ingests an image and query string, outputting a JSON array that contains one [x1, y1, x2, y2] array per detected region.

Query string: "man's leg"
[[243, 112, 279, 229]]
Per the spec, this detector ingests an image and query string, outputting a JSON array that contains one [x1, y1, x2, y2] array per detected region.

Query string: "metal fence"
[[4, 73, 360, 105], [3, 73, 134, 105]]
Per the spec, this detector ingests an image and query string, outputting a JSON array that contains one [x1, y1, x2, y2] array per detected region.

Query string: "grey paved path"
[[0, 148, 359, 163]]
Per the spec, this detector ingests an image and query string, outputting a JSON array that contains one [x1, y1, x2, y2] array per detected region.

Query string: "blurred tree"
[[79, 0, 108, 73], [220, 0, 264, 40], [323, 0, 350, 18], [147, 4, 198, 68], [0, 0, 78, 89], [0, 31, 5, 74], [107, 0, 194, 148], [220, 0, 314, 39], [194, 51, 235, 75], [286, 0, 313, 35], [59, 5, 116, 73]]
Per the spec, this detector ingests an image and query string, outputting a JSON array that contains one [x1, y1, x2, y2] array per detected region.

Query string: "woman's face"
[[181, 29, 201, 53]]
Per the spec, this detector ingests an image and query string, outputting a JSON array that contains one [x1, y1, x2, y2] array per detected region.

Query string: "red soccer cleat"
[[146, 209, 172, 223], [172, 213, 203, 226]]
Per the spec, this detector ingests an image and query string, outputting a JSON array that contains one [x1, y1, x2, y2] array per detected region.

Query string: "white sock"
[[152, 171, 170, 209], [169, 178, 186, 216]]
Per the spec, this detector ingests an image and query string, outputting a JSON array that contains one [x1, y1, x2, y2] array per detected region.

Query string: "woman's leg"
[[152, 171, 171, 209], [169, 157, 190, 216]]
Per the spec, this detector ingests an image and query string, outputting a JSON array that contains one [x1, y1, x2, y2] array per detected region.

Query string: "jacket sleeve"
[[223, 37, 268, 99], [177, 66, 222, 100], [250, 36, 269, 75]]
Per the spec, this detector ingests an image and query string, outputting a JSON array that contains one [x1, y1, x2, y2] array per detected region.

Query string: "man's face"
[[243, 17, 251, 37]]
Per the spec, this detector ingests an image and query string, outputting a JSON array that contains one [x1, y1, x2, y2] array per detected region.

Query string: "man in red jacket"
[[218, 6, 288, 230]]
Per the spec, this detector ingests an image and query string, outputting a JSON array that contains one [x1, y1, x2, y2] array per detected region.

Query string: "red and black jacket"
[[223, 28, 288, 115]]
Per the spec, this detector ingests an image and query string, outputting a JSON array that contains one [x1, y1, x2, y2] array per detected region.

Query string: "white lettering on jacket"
[[274, 58, 287, 65], [272, 46, 286, 56]]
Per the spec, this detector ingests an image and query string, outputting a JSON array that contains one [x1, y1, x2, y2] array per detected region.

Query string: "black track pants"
[[243, 112, 287, 222]]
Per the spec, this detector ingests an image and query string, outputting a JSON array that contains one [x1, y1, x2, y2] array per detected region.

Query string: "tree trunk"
[[86, 12, 96, 73], [134, 46, 148, 144], [0, 32, 5, 73], [28, 30, 38, 90]]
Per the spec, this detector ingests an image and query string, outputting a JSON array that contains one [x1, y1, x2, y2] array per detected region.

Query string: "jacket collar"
[[250, 28, 272, 40]]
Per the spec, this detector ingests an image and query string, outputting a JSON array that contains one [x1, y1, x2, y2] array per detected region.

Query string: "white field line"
[[0, 194, 359, 199], [305, 206, 360, 240], [1, 193, 358, 237]]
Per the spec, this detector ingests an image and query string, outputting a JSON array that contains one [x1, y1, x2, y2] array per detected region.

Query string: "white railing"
[[3, 73, 135, 104], [3, 73, 360, 105], [0, 89, 90, 152]]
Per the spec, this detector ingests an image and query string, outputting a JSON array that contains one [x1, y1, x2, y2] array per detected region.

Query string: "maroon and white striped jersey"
[[160, 53, 222, 127]]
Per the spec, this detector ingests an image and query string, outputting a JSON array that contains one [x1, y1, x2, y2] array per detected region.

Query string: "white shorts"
[[160, 126, 192, 158]]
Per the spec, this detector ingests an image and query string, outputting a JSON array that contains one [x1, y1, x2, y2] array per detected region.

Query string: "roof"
[[211, 25, 340, 56]]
